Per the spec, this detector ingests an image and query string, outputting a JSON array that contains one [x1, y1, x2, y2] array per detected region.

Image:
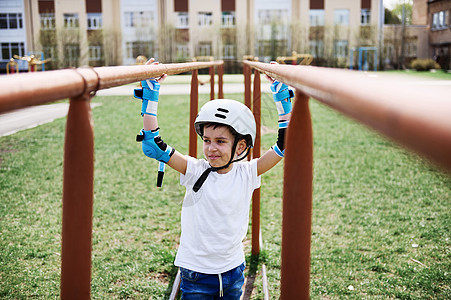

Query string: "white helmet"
[[195, 99, 256, 147]]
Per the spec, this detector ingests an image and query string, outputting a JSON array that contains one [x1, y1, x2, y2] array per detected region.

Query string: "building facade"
[[429, 0, 451, 70], [0, 0, 444, 72]]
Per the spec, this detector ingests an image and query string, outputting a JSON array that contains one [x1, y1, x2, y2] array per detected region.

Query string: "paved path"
[[0, 103, 101, 137], [96, 83, 271, 96]]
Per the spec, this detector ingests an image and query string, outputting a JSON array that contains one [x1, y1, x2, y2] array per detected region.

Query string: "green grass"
[[382, 69, 451, 80], [1, 91, 450, 299]]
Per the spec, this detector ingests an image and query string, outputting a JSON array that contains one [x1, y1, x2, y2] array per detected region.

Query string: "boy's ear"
[[235, 139, 247, 155]]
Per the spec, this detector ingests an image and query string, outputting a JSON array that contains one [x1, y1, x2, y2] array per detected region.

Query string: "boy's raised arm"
[[257, 72, 293, 176], [134, 59, 187, 175]]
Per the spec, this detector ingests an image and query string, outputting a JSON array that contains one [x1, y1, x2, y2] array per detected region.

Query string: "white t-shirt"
[[174, 156, 261, 274]]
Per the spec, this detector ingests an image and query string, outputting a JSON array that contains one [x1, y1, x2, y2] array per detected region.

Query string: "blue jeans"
[[180, 262, 246, 299]]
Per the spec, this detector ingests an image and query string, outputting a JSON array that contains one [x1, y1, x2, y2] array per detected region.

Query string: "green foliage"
[[410, 59, 441, 71], [0, 88, 449, 299]]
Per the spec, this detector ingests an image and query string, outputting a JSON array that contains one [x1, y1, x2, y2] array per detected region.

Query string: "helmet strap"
[[192, 138, 251, 192]]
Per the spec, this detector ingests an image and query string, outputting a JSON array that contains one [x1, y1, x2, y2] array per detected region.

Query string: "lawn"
[[0, 89, 449, 299]]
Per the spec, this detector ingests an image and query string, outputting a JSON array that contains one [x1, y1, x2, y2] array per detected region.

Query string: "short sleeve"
[[180, 156, 209, 188]]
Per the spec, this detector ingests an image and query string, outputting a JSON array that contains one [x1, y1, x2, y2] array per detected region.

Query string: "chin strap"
[[192, 145, 251, 193]]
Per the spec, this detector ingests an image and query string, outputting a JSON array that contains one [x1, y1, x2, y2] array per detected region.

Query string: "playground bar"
[[0, 61, 223, 299], [243, 61, 451, 172], [0, 61, 224, 114], [189, 69, 199, 158], [251, 69, 261, 256], [243, 61, 451, 299]]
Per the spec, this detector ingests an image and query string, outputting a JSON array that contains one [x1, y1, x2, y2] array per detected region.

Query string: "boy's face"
[[202, 125, 245, 173]]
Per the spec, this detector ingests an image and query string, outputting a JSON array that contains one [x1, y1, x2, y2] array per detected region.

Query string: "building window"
[[0, 13, 23, 29], [257, 9, 289, 40], [89, 46, 102, 61], [222, 11, 235, 27], [405, 43, 417, 58], [361, 9, 371, 25], [1, 42, 25, 61], [198, 12, 213, 27], [222, 44, 235, 59], [334, 40, 348, 58], [40, 13, 55, 30], [309, 40, 324, 58], [126, 41, 153, 60], [432, 11, 448, 30], [87, 13, 102, 30], [334, 9, 349, 26], [125, 11, 153, 28], [64, 44, 80, 66], [176, 12, 189, 28], [198, 42, 212, 56], [64, 13, 79, 28], [43, 46, 56, 61], [309, 10, 325, 26], [176, 44, 189, 60]]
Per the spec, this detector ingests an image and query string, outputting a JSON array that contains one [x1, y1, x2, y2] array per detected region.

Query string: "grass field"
[[0, 87, 450, 299]]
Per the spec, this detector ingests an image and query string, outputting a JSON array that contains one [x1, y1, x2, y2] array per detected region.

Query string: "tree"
[[392, 1, 413, 25], [385, 8, 401, 24]]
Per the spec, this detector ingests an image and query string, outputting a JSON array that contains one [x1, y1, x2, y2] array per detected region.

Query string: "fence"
[[1, 61, 450, 299], [0, 60, 224, 299], [243, 61, 451, 299]]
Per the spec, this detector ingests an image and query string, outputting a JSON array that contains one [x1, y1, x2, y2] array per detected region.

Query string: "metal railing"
[[243, 61, 451, 299], [0, 60, 224, 299]]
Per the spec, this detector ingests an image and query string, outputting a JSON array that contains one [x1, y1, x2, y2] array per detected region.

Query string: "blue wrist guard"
[[134, 79, 160, 116], [271, 81, 294, 116], [271, 120, 289, 158], [136, 128, 174, 163]]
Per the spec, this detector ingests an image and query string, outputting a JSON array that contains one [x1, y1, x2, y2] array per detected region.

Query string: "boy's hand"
[[264, 61, 278, 83], [133, 58, 167, 116]]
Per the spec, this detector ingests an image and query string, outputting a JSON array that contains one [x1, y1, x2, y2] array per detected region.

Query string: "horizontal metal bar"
[[0, 61, 224, 114], [244, 61, 451, 172]]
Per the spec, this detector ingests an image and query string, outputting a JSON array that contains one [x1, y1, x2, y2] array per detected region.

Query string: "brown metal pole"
[[244, 64, 251, 110], [61, 92, 95, 300], [251, 69, 261, 256], [209, 66, 215, 100], [189, 70, 199, 158], [280, 90, 313, 300], [218, 64, 224, 99], [244, 64, 252, 161]]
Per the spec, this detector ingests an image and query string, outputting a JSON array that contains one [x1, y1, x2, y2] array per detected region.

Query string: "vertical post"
[[218, 64, 224, 99], [189, 70, 199, 158], [251, 69, 261, 256], [244, 63, 252, 161], [61, 93, 94, 300], [280, 90, 313, 300], [209, 66, 215, 100], [244, 63, 251, 110]]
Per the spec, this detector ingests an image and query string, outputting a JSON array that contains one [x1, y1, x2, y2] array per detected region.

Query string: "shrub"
[[410, 59, 440, 71]]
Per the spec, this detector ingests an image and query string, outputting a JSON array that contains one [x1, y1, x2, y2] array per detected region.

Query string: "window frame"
[[334, 9, 350, 26]]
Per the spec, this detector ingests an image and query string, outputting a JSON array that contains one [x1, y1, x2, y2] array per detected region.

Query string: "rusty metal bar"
[[218, 64, 224, 99], [0, 61, 224, 114], [280, 90, 313, 300], [243, 63, 252, 161], [243, 61, 451, 172], [251, 69, 261, 256], [209, 66, 215, 100], [0, 61, 223, 298], [189, 70, 199, 158], [61, 92, 95, 300], [244, 63, 252, 110]]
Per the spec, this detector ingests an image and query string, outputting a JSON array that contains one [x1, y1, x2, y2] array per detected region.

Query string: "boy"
[[134, 59, 293, 299]]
